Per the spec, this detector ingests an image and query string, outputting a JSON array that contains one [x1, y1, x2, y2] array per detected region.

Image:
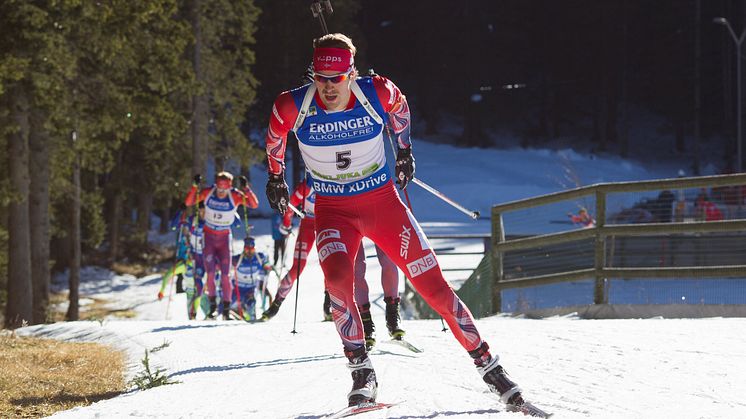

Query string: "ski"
[[380, 338, 422, 353], [507, 400, 553, 418], [325, 401, 399, 419], [228, 309, 269, 323]]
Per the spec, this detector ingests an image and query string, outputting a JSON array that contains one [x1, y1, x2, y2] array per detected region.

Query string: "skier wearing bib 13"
[[263, 33, 534, 411], [184, 172, 259, 320]]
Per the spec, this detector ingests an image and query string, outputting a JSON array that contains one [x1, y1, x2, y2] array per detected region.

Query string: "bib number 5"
[[336, 150, 351, 170]]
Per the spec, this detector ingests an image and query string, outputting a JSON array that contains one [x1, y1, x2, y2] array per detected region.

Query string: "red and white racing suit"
[[185, 185, 258, 302], [265, 75, 484, 354]]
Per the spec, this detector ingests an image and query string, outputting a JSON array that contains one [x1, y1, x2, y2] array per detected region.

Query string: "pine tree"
[[186, 0, 264, 179]]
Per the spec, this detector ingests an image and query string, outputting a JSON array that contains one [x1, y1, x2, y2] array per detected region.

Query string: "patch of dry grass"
[[0, 333, 125, 418]]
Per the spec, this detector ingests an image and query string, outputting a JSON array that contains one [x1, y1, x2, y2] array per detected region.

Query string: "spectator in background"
[[674, 170, 687, 222], [568, 208, 595, 228], [651, 190, 675, 223], [695, 189, 724, 222]]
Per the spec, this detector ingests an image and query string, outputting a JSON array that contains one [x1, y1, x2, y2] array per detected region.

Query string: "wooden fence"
[[490, 173, 746, 313]]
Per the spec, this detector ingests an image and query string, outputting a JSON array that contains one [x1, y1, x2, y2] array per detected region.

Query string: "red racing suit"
[[184, 184, 258, 301], [265, 76, 484, 353]]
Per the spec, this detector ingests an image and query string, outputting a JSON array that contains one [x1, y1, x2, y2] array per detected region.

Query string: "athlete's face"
[[314, 69, 354, 111]]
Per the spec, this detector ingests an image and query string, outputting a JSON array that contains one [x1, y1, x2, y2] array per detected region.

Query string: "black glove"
[[238, 175, 249, 189], [193, 174, 202, 186], [266, 173, 289, 214], [395, 148, 415, 190]]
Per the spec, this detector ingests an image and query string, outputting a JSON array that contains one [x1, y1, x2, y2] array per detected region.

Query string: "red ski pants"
[[315, 181, 484, 353]]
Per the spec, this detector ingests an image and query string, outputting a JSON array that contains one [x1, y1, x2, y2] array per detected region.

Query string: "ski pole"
[[291, 175, 309, 334], [380, 118, 479, 220], [253, 251, 272, 310], [164, 263, 177, 320], [231, 239, 245, 320], [411, 177, 481, 220]]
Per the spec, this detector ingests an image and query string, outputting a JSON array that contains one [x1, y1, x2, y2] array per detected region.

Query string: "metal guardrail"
[[490, 173, 746, 313]]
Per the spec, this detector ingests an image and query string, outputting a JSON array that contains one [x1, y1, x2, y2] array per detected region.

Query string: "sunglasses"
[[313, 70, 352, 84]]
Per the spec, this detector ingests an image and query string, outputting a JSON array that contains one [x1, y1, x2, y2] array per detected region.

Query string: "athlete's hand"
[[193, 174, 202, 186], [266, 173, 289, 214], [395, 148, 415, 190], [238, 175, 249, 189], [279, 224, 291, 236], [157, 291, 164, 300]]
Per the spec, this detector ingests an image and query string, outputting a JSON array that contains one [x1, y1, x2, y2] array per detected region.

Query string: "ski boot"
[[359, 304, 376, 350], [261, 297, 284, 321], [175, 274, 184, 293], [246, 298, 257, 321], [206, 296, 218, 319], [384, 297, 405, 340], [221, 300, 232, 320], [187, 295, 197, 320], [323, 291, 333, 321], [469, 342, 523, 407], [345, 346, 377, 407]]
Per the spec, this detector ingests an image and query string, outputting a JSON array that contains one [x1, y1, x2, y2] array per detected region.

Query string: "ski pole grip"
[[288, 203, 306, 219]]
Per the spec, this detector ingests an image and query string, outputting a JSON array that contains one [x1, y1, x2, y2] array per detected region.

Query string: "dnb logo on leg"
[[319, 241, 347, 262], [406, 253, 437, 277]]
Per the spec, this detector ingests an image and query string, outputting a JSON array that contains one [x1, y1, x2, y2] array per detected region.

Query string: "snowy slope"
[[20, 313, 746, 418], [18, 143, 746, 418]]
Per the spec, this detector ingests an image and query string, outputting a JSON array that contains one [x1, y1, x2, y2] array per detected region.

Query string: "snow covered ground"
[[18, 141, 746, 418]]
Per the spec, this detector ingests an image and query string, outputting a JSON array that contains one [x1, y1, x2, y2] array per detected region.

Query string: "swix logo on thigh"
[[318, 241, 348, 262], [406, 253, 437, 278], [399, 225, 412, 259], [317, 229, 341, 245]]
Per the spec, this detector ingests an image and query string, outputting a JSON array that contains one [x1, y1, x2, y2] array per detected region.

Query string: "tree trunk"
[[5, 85, 33, 329], [137, 191, 153, 244], [191, 0, 208, 178], [160, 206, 170, 234], [66, 148, 81, 321], [108, 193, 122, 263], [29, 108, 50, 324]]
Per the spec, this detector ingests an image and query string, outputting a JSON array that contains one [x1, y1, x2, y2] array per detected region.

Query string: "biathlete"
[[184, 171, 259, 320], [230, 237, 273, 321], [263, 33, 533, 410], [158, 255, 204, 320]]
